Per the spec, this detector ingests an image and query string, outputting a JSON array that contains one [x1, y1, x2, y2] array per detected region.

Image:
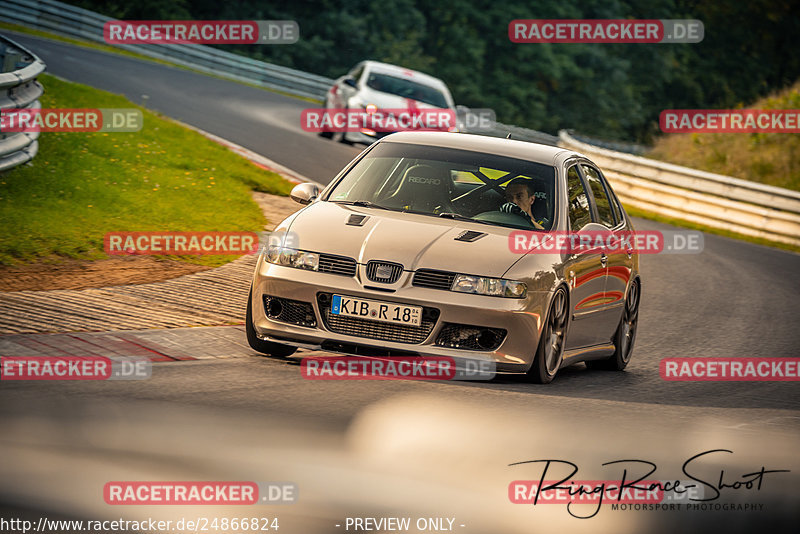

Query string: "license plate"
[[331, 295, 422, 327]]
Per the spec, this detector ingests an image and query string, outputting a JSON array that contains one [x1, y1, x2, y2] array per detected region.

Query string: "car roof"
[[361, 61, 449, 90], [379, 131, 582, 166]]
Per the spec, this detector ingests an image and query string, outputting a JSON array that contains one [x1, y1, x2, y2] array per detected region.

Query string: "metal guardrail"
[[567, 131, 648, 155], [4, 0, 799, 246], [0, 34, 45, 172], [482, 121, 559, 147], [559, 131, 800, 247], [1, 0, 333, 100]]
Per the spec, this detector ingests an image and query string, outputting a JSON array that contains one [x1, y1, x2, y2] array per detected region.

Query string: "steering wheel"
[[473, 210, 539, 230]]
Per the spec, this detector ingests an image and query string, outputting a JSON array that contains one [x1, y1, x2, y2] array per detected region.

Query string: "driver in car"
[[500, 178, 545, 230]]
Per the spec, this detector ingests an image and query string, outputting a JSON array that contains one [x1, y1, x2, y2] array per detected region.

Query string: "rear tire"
[[246, 287, 298, 358], [527, 286, 568, 384], [587, 278, 639, 371]]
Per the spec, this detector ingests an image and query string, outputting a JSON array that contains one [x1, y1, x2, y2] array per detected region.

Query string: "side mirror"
[[343, 77, 358, 89], [571, 222, 615, 255], [290, 183, 320, 205], [578, 222, 611, 234]]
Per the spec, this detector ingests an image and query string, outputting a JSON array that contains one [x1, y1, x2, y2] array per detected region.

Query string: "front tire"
[[334, 106, 354, 144], [318, 100, 334, 138], [246, 287, 298, 358], [588, 278, 640, 371], [528, 286, 568, 384], [334, 130, 354, 145]]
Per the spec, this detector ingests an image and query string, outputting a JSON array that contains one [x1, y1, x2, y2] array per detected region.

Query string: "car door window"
[[581, 165, 616, 228], [567, 165, 592, 231], [608, 186, 624, 225]]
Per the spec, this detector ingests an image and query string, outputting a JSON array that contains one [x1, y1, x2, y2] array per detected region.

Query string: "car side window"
[[567, 165, 592, 232], [581, 164, 616, 228], [608, 186, 624, 225]]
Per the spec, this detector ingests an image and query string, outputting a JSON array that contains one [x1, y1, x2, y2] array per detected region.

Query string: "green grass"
[[0, 22, 323, 105], [647, 81, 800, 192], [636, 82, 800, 253], [0, 73, 294, 266]]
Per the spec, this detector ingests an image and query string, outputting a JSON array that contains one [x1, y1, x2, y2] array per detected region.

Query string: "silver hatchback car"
[[246, 132, 641, 383], [319, 61, 457, 144]]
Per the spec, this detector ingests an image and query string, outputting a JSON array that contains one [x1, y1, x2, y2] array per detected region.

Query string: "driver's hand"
[[501, 202, 544, 229], [500, 202, 523, 215]]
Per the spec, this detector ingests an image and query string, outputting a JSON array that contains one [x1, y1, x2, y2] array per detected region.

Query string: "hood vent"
[[455, 230, 486, 242], [347, 214, 369, 226]]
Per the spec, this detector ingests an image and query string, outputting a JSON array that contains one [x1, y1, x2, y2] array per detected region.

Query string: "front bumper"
[[250, 259, 551, 374]]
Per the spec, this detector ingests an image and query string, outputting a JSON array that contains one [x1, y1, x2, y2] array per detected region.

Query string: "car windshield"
[[326, 142, 556, 231], [365, 72, 449, 108]]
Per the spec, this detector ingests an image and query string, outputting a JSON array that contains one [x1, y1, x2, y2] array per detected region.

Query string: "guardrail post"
[[0, 35, 46, 172]]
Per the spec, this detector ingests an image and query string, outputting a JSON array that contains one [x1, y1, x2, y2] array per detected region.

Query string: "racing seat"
[[528, 176, 552, 228], [384, 164, 455, 214]]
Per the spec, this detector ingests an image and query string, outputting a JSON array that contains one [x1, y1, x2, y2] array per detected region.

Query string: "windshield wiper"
[[438, 212, 495, 226], [338, 200, 393, 210], [438, 212, 471, 220]]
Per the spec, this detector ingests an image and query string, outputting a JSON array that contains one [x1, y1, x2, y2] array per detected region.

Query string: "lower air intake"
[[435, 323, 507, 351], [263, 296, 317, 328]]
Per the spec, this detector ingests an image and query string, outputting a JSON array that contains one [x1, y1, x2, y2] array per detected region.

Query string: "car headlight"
[[265, 245, 319, 271], [451, 275, 527, 298]]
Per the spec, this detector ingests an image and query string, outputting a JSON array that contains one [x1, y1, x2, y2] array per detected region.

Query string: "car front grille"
[[318, 254, 357, 277], [317, 293, 438, 344], [366, 261, 404, 284], [435, 323, 507, 351], [412, 269, 457, 291], [263, 296, 317, 328]]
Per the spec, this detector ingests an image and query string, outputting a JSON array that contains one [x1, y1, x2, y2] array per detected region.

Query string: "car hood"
[[359, 88, 449, 110], [285, 201, 522, 278]]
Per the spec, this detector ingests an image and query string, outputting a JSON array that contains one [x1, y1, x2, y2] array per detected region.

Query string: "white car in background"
[[319, 60, 458, 144]]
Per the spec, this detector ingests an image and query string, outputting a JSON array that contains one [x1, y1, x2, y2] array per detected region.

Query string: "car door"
[[581, 163, 633, 344], [563, 163, 611, 349]]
